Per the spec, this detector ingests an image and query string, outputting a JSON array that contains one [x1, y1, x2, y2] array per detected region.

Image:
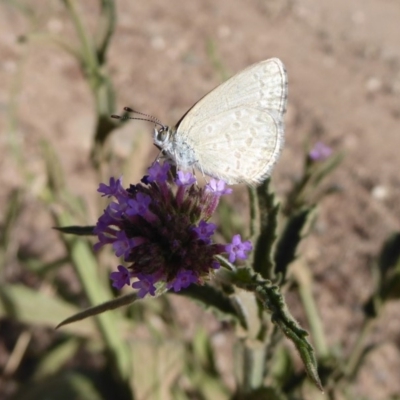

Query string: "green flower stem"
[[235, 340, 266, 393], [284, 169, 313, 216], [62, 0, 117, 167], [95, 0, 117, 62], [293, 260, 329, 358], [63, 0, 116, 117], [344, 316, 375, 380], [23, 33, 81, 60], [248, 186, 259, 240], [63, 0, 99, 73]]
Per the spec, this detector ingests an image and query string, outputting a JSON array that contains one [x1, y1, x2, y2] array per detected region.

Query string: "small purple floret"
[[309, 142, 332, 161], [112, 231, 139, 260], [206, 179, 233, 196], [110, 265, 131, 290], [225, 234, 253, 263], [132, 273, 157, 298], [176, 171, 196, 187], [126, 193, 152, 217], [211, 260, 221, 270], [167, 270, 198, 292], [147, 162, 171, 183], [193, 220, 216, 244], [97, 177, 124, 198]]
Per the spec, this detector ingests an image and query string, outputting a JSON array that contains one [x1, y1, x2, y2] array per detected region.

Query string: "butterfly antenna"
[[125, 107, 164, 126], [111, 107, 165, 129]]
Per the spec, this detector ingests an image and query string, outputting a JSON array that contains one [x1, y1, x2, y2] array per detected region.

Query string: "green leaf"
[[365, 232, 400, 314], [56, 218, 132, 381], [56, 292, 138, 329], [54, 225, 96, 236], [381, 273, 400, 301], [41, 139, 66, 196], [183, 329, 230, 399], [269, 345, 295, 390], [255, 283, 323, 392], [234, 339, 266, 392], [310, 152, 344, 187], [12, 371, 103, 400], [378, 232, 400, 278], [129, 338, 185, 400], [0, 284, 97, 338], [252, 179, 280, 279], [175, 284, 245, 327], [33, 339, 81, 380], [274, 207, 316, 281], [0, 189, 22, 250], [41, 138, 132, 380], [233, 386, 288, 400], [192, 328, 218, 373]]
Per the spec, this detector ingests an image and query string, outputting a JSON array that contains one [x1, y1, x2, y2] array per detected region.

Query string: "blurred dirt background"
[[1, 0, 400, 399]]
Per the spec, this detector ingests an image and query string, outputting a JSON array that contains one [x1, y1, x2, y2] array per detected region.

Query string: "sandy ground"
[[1, 0, 400, 398]]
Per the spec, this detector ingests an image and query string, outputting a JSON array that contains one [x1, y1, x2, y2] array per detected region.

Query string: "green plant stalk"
[[7, 39, 30, 170], [25, 33, 81, 59], [96, 67, 113, 103], [63, 0, 99, 73], [52, 199, 131, 381], [234, 340, 266, 394], [284, 169, 313, 216], [294, 261, 329, 358], [243, 342, 266, 390], [63, 0, 116, 116], [95, 0, 117, 62], [248, 186, 259, 241], [63, 0, 117, 169], [344, 316, 375, 380], [0, 190, 22, 269], [69, 237, 132, 380]]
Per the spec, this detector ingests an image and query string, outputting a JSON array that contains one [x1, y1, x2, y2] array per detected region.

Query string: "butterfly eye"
[[156, 127, 169, 143]]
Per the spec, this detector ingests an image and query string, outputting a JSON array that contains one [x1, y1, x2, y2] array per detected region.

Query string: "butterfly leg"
[[153, 149, 164, 163]]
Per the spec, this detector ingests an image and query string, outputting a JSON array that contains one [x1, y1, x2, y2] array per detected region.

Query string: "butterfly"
[[113, 58, 288, 185]]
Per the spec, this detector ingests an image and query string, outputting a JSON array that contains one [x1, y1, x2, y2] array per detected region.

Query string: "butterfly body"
[[153, 126, 197, 170]]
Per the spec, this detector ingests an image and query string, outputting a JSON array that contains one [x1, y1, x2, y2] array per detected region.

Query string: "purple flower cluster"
[[94, 162, 252, 298]]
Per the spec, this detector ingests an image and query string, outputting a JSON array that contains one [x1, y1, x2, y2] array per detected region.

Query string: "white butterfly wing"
[[174, 58, 287, 185]]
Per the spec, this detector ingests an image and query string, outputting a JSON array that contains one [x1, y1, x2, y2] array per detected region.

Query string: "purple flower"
[[112, 231, 146, 260], [206, 179, 233, 196], [107, 201, 127, 220], [225, 234, 253, 263], [167, 270, 198, 292], [110, 265, 131, 289], [132, 273, 157, 298], [127, 192, 151, 214], [98, 177, 124, 198], [176, 171, 196, 187], [93, 210, 117, 235], [193, 220, 216, 244], [211, 260, 221, 270], [309, 142, 332, 161], [126, 193, 154, 221], [94, 161, 246, 297], [146, 162, 171, 183]]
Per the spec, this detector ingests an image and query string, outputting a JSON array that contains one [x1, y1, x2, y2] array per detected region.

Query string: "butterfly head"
[[153, 125, 171, 148], [153, 124, 174, 153], [111, 107, 175, 157]]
